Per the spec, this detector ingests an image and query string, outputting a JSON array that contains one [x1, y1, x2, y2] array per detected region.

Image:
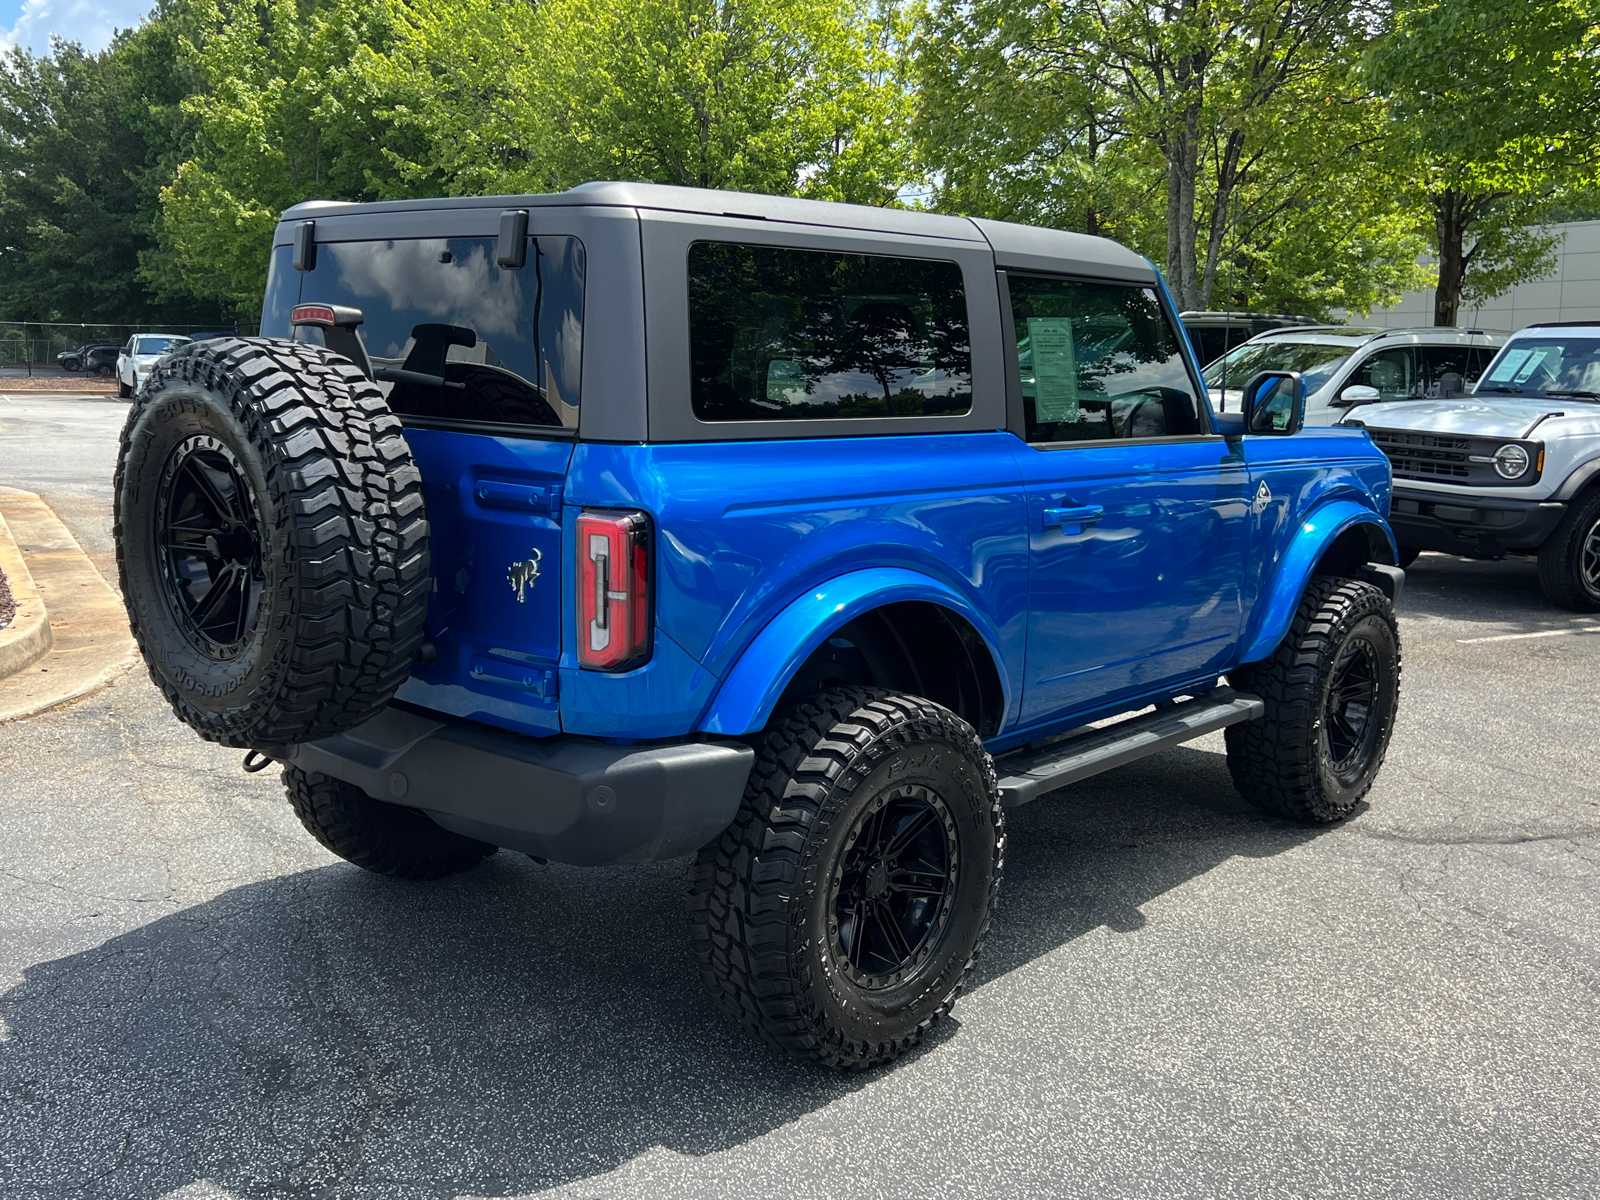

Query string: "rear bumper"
[[1390, 486, 1566, 556], [280, 705, 754, 866]]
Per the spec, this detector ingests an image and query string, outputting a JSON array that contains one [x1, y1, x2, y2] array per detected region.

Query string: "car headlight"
[[1492, 444, 1529, 479]]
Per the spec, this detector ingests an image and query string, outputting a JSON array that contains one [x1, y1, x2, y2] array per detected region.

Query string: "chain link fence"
[[0, 321, 259, 373]]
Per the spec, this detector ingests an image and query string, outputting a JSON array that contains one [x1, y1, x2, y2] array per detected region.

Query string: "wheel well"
[[1314, 522, 1393, 576], [772, 601, 1005, 738]]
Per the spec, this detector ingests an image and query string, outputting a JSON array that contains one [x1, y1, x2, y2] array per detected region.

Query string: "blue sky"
[[1, 0, 151, 55]]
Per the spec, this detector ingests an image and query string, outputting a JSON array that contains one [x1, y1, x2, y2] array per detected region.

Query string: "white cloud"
[[0, 0, 152, 56]]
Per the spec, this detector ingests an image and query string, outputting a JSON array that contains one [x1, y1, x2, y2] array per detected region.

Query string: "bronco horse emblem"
[[507, 548, 542, 603]]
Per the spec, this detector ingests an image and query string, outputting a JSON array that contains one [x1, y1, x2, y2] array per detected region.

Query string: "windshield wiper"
[[1474, 385, 1524, 394], [1544, 390, 1600, 401]]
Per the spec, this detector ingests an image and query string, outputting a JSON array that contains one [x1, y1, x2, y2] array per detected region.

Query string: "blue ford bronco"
[[114, 183, 1403, 1069]]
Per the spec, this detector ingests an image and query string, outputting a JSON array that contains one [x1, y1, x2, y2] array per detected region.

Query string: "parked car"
[[1180, 310, 1323, 367], [113, 182, 1405, 1069], [1204, 326, 1506, 425], [1344, 321, 1600, 610], [116, 333, 191, 397], [56, 343, 119, 374]]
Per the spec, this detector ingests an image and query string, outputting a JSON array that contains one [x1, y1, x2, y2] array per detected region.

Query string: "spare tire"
[[114, 337, 430, 748]]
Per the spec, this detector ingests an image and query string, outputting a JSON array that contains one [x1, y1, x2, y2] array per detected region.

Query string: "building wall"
[[1356, 219, 1600, 332]]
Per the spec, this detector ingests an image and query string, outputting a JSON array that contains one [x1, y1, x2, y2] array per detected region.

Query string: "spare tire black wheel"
[[114, 337, 431, 748]]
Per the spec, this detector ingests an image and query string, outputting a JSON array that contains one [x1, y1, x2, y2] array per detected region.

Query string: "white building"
[[1357, 218, 1600, 332]]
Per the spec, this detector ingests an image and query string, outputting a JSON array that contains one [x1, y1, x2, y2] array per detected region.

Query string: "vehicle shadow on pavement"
[[1, 744, 1326, 1199], [1399, 552, 1575, 628]]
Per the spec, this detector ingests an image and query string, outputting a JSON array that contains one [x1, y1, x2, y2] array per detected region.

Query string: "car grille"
[[1369, 430, 1472, 479], [1365, 427, 1541, 487]]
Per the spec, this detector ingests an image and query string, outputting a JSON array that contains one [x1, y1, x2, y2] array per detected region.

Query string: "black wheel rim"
[[1581, 515, 1600, 596], [155, 435, 265, 659], [1323, 636, 1382, 780], [827, 785, 959, 991]]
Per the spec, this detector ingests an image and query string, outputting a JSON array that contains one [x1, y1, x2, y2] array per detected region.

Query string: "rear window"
[[687, 243, 972, 422], [297, 235, 585, 430]]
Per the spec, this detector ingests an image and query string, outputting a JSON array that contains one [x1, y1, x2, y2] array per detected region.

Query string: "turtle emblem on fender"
[[507, 548, 542, 603]]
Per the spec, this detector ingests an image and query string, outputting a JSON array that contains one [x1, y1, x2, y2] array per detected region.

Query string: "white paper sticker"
[[1027, 317, 1078, 422], [1485, 348, 1532, 382]]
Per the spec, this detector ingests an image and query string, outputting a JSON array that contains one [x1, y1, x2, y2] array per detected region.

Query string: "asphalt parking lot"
[[2, 393, 1597, 1200]]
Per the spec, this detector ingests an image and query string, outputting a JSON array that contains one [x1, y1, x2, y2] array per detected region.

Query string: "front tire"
[[1226, 577, 1401, 823], [689, 687, 1004, 1070], [285, 766, 495, 879], [1537, 490, 1600, 612]]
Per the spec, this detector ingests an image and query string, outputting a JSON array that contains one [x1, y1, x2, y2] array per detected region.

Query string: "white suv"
[[116, 333, 191, 398], [1343, 322, 1600, 610], [1203, 326, 1505, 426]]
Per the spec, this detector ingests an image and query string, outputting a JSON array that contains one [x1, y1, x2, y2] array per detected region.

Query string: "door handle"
[[1043, 504, 1104, 528]]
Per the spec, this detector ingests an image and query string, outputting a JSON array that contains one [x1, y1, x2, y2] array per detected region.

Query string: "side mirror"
[[1330, 383, 1380, 410], [1242, 370, 1305, 435]]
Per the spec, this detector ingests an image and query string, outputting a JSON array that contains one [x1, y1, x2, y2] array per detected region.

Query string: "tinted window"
[[298, 236, 585, 430], [688, 243, 972, 422], [261, 243, 297, 334], [1010, 276, 1203, 443], [1419, 344, 1484, 397]]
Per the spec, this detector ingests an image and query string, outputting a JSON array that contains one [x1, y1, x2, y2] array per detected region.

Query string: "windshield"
[[133, 336, 188, 355], [1476, 337, 1600, 399], [1203, 340, 1353, 396]]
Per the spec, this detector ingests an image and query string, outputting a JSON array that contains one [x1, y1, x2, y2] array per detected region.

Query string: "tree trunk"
[[1433, 190, 1467, 327]]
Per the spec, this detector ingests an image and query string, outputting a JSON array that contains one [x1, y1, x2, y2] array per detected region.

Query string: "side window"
[[300, 235, 585, 430], [687, 242, 972, 421], [1348, 346, 1414, 400], [1419, 345, 1472, 397], [260, 243, 298, 336], [1007, 275, 1203, 444]]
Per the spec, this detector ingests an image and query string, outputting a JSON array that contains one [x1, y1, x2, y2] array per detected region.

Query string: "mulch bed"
[[0, 566, 14, 631], [0, 375, 119, 393]]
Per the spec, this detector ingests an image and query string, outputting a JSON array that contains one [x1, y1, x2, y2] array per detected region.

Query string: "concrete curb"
[[0, 487, 136, 723], [0, 509, 53, 679]]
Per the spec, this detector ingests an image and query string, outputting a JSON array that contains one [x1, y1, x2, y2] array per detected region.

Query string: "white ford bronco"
[[1343, 322, 1600, 610]]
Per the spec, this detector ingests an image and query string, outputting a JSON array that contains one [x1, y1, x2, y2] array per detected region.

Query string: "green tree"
[[0, 23, 222, 323], [914, 0, 1427, 317], [1366, 0, 1600, 325], [362, 0, 917, 204], [156, 0, 398, 316]]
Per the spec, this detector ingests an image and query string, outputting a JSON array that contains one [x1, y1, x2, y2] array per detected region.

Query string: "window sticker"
[[1485, 348, 1533, 382], [1511, 347, 1558, 383], [1028, 317, 1079, 422]]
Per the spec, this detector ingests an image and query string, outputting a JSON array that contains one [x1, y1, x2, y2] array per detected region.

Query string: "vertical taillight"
[[575, 509, 651, 671]]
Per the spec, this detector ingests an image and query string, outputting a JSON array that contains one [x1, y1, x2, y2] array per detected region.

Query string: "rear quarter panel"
[[560, 433, 1030, 736]]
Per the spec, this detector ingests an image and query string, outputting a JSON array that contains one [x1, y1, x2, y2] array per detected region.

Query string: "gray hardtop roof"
[[278, 181, 1153, 280]]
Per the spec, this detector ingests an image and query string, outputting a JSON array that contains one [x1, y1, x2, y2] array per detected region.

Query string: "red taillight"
[[576, 509, 651, 671]]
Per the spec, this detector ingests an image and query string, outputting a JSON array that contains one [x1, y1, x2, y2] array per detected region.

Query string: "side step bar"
[[994, 688, 1263, 807]]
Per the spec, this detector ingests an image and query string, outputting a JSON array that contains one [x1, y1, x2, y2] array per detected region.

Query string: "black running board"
[[994, 688, 1263, 807]]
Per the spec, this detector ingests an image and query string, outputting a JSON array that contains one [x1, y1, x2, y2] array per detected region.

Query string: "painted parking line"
[[1457, 624, 1600, 644]]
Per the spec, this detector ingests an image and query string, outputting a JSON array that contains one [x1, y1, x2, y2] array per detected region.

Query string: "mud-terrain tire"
[[1536, 489, 1600, 612], [285, 765, 495, 878], [689, 686, 1004, 1070], [1225, 577, 1401, 823], [115, 337, 430, 748]]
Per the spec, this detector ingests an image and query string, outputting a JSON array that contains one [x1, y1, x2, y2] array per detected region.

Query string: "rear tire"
[[689, 686, 1004, 1070], [1536, 490, 1600, 612], [285, 765, 495, 879], [114, 337, 430, 748], [1226, 577, 1401, 823]]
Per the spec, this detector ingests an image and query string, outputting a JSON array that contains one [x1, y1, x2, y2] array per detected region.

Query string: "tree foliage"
[[1365, 0, 1600, 324], [0, 0, 1594, 324]]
